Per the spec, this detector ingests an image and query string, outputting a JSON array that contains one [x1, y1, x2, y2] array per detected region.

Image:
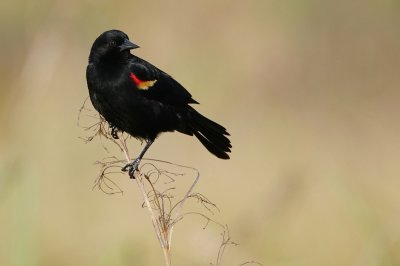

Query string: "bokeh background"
[[1, 0, 400, 265]]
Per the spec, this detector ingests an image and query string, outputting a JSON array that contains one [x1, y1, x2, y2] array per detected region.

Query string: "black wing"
[[129, 57, 199, 106]]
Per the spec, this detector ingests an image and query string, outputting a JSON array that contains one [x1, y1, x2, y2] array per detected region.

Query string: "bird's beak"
[[119, 39, 140, 51]]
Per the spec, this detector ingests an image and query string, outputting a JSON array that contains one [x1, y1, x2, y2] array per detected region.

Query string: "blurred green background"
[[1, 0, 400, 265]]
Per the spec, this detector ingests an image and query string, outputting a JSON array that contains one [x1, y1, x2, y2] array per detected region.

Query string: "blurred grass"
[[1, 0, 400, 265]]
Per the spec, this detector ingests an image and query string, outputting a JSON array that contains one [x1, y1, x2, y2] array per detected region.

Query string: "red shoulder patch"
[[130, 73, 142, 85], [129, 72, 157, 90]]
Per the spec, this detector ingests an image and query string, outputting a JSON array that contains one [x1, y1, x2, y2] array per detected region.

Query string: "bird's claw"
[[110, 125, 119, 139], [122, 159, 140, 178]]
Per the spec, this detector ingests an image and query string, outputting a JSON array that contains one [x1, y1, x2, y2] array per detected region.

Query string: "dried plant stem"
[[118, 138, 171, 266]]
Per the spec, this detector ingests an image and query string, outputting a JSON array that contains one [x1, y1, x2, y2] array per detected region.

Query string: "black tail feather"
[[193, 131, 230, 159], [187, 109, 231, 159], [191, 118, 231, 150], [194, 113, 230, 136]]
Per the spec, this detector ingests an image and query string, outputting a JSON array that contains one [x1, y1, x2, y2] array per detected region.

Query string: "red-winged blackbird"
[[86, 30, 231, 177]]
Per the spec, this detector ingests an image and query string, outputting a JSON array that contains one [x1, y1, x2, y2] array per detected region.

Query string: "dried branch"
[[79, 101, 261, 266]]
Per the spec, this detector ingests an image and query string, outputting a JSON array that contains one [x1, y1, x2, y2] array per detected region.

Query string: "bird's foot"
[[121, 158, 141, 179], [110, 124, 119, 139]]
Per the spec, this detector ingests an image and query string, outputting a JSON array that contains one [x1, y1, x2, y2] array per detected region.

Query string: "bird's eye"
[[110, 40, 117, 47]]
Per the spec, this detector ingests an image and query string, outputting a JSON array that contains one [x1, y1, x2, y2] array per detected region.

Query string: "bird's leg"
[[122, 139, 154, 178]]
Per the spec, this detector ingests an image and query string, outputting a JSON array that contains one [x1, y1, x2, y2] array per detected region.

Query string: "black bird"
[[86, 30, 231, 177]]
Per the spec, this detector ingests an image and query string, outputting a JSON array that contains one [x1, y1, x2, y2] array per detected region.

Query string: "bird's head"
[[89, 29, 139, 63]]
